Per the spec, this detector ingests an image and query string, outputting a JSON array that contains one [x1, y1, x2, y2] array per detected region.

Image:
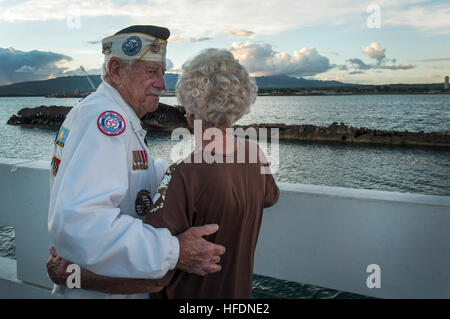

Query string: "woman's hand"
[[45, 246, 164, 294], [46, 246, 72, 285]]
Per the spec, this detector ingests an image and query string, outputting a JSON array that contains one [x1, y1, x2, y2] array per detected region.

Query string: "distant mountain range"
[[0, 73, 444, 96]]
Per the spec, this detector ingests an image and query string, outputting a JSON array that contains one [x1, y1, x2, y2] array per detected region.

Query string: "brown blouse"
[[144, 140, 280, 298]]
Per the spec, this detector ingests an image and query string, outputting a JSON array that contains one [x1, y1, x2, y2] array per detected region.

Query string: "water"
[[1, 95, 449, 196], [234, 94, 450, 132], [0, 94, 449, 298]]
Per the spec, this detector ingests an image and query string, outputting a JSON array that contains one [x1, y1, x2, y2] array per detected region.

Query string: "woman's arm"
[[46, 247, 164, 294]]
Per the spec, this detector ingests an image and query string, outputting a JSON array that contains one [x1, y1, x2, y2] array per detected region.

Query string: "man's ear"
[[107, 58, 123, 86]]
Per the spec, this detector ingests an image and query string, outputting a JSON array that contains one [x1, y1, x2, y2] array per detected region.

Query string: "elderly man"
[[47, 25, 225, 298], [48, 48, 280, 298]]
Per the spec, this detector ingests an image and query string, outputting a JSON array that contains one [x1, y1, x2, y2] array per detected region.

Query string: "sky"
[[0, 0, 449, 86]]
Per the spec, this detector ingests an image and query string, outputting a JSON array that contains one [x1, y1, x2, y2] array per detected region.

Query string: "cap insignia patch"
[[122, 36, 142, 56]]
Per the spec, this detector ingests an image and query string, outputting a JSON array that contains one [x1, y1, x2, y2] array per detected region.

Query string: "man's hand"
[[46, 246, 72, 285], [176, 224, 226, 276]]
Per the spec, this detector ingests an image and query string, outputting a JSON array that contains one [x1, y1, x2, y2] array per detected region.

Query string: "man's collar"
[[97, 81, 143, 131]]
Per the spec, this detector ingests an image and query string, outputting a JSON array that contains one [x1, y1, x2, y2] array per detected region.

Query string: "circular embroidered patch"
[[122, 36, 142, 56], [97, 111, 126, 136], [135, 190, 152, 216]]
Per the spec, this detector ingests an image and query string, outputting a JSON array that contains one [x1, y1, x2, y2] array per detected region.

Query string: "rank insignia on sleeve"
[[135, 189, 152, 216], [56, 126, 70, 148], [132, 150, 148, 170], [97, 111, 126, 136], [51, 155, 61, 177]]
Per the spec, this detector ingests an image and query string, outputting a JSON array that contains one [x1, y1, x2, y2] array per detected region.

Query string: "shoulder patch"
[[97, 110, 126, 136], [51, 155, 61, 177], [56, 126, 70, 148]]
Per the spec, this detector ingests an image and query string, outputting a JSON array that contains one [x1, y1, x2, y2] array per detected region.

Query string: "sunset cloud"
[[189, 37, 212, 43], [230, 41, 331, 77], [225, 29, 254, 37], [362, 42, 386, 64], [168, 35, 183, 43]]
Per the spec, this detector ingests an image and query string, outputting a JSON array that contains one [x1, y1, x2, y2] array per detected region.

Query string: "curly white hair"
[[176, 48, 258, 126]]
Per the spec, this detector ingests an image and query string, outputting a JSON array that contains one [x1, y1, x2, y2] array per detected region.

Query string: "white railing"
[[0, 158, 449, 298]]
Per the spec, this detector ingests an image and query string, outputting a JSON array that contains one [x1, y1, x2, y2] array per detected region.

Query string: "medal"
[[132, 150, 148, 170], [135, 189, 152, 216]]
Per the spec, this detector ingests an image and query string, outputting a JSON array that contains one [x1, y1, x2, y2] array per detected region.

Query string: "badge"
[[102, 41, 112, 54], [135, 190, 152, 216], [149, 39, 160, 53], [122, 36, 142, 56], [51, 155, 61, 177], [56, 126, 70, 148], [97, 111, 126, 136], [132, 150, 148, 170]]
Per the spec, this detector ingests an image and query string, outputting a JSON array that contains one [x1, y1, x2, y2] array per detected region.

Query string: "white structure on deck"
[[0, 157, 449, 299]]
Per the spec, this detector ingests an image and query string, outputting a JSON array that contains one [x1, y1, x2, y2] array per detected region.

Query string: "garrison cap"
[[102, 25, 170, 63]]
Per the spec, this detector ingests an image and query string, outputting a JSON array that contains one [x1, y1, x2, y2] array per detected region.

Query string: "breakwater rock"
[[7, 105, 71, 129], [233, 122, 450, 148], [141, 103, 188, 131], [7, 103, 188, 132], [7, 105, 450, 148]]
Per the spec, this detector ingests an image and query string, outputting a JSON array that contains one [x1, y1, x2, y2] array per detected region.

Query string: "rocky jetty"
[[7, 103, 188, 132], [141, 103, 188, 131], [233, 122, 450, 148], [7, 105, 450, 149], [7, 105, 71, 129]]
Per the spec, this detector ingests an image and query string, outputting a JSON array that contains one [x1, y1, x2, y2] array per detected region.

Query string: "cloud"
[[229, 41, 331, 77], [383, 3, 450, 35], [0, 47, 72, 85], [426, 74, 442, 80], [348, 71, 364, 75], [315, 74, 347, 82], [346, 58, 372, 70], [1, 0, 446, 38], [427, 65, 450, 70], [344, 43, 415, 75], [189, 37, 212, 43], [420, 58, 450, 62], [15, 65, 37, 73], [362, 42, 385, 64], [378, 63, 414, 70], [225, 29, 254, 37], [168, 34, 183, 43]]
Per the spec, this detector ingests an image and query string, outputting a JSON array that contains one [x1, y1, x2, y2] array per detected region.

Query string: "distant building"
[[445, 76, 449, 89]]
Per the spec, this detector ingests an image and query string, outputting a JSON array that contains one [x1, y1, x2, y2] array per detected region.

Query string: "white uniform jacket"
[[48, 81, 179, 298]]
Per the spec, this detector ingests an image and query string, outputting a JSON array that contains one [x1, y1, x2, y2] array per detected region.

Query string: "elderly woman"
[[47, 48, 280, 298]]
